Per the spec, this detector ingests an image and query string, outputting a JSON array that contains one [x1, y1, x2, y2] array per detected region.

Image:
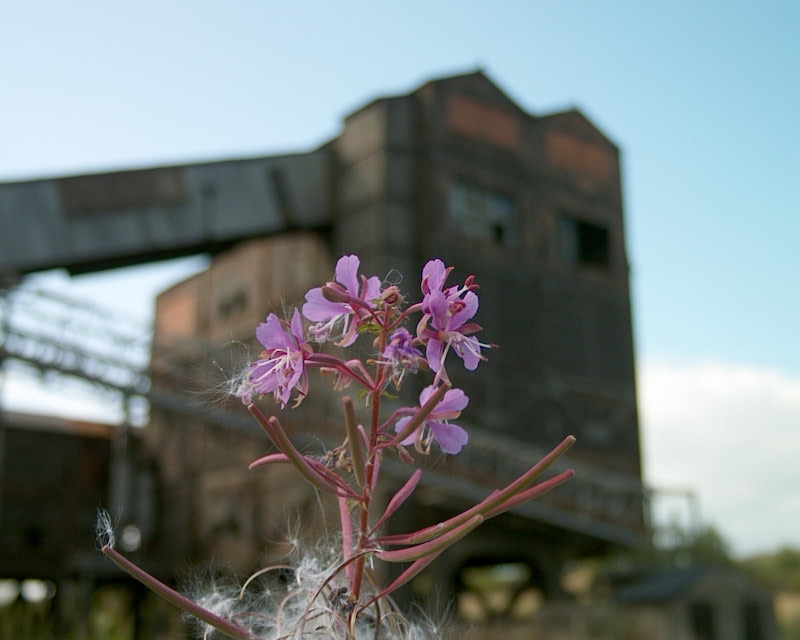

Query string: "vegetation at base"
[[742, 546, 800, 592]]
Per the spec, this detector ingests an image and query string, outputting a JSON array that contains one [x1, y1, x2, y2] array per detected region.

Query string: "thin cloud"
[[639, 359, 800, 556]]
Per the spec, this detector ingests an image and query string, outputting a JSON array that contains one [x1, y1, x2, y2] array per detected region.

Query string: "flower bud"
[[321, 282, 350, 303], [379, 285, 402, 307]]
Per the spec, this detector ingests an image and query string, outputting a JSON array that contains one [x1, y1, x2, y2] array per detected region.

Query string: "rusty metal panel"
[[447, 94, 522, 151], [59, 167, 187, 216], [545, 130, 617, 184]]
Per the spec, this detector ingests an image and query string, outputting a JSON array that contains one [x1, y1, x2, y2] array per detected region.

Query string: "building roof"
[[614, 566, 712, 603], [2, 410, 114, 438]]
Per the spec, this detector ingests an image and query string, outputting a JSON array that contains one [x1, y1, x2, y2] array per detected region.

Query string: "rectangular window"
[[449, 179, 518, 245], [742, 599, 763, 640], [558, 217, 610, 268], [689, 601, 716, 640], [217, 289, 248, 321]]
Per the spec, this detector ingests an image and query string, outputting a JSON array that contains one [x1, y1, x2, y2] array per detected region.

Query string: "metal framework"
[[0, 282, 649, 549]]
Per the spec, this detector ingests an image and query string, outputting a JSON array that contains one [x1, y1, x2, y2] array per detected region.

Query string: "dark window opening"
[[559, 217, 610, 268], [218, 290, 248, 320], [689, 601, 716, 640], [24, 527, 44, 550], [449, 179, 518, 246], [742, 599, 764, 640]]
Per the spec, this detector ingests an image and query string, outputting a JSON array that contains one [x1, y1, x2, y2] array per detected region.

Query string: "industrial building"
[[0, 70, 645, 628]]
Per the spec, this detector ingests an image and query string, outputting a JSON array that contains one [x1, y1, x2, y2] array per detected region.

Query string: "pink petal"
[[435, 388, 469, 414], [336, 319, 358, 347], [426, 338, 444, 372], [421, 259, 447, 294], [250, 360, 281, 393], [362, 275, 382, 303], [418, 384, 437, 406], [302, 287, 347, 321], [427, 289, 449, 329], [449, 291, 479, 329], [429, 421, 469, 454], [255, 313, 291, 350], [290, 308, 304, 343], [454, 335, 481, 370], [286, 358, 304, 392], [335, 255, 361, 297], [277, 383, 291, 407]]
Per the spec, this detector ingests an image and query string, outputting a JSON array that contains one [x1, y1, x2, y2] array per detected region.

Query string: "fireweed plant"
[[99, 256, 576, 639]]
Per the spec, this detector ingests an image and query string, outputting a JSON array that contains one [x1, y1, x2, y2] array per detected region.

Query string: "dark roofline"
[[343, 67, 530, 122], [0, 149, 316, 187], [415, 67, 491, 91], [341, 68, 619, 151], [538, 108, 620, 150], [2, 410, 115, 438]]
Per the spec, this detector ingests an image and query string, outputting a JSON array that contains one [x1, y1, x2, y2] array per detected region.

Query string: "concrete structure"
[[0, 70, 645, 620]]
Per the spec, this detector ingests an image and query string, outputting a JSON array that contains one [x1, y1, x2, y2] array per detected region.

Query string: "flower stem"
[[102, 546, 256, 640], [350, 316, 390, 604]]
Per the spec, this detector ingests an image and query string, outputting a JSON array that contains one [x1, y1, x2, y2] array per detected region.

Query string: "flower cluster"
[[100, 255, 575, 640], [236, 255, 490, 449]]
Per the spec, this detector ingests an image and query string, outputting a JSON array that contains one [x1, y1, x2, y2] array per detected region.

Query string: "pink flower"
[[420, 258, 474, 310], [421, 259, 452, 298], [424, 289, 485, 372], [395, 385, 469, 455], [417, 259, 489, 379], [382, 328, 422, 369], [302, 255, 381, 347], [243, 309, 311, 408]]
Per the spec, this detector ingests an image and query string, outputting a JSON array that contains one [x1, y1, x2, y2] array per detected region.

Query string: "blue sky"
[[1, 1, 798, 556]]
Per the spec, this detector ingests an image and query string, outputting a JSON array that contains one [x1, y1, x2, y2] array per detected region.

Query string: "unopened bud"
[[322, 283, 350, 303], [380, 285, 402, 307]]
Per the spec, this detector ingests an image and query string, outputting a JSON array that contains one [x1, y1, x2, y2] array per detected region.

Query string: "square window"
[[558, 217, 610, 268], [217, 289, 248, 320], [449, 179, 518, 246]]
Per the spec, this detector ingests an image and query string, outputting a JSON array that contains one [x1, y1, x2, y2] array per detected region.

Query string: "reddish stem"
[[388, 302, 423, 331], [349, 312, 390, 603]]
